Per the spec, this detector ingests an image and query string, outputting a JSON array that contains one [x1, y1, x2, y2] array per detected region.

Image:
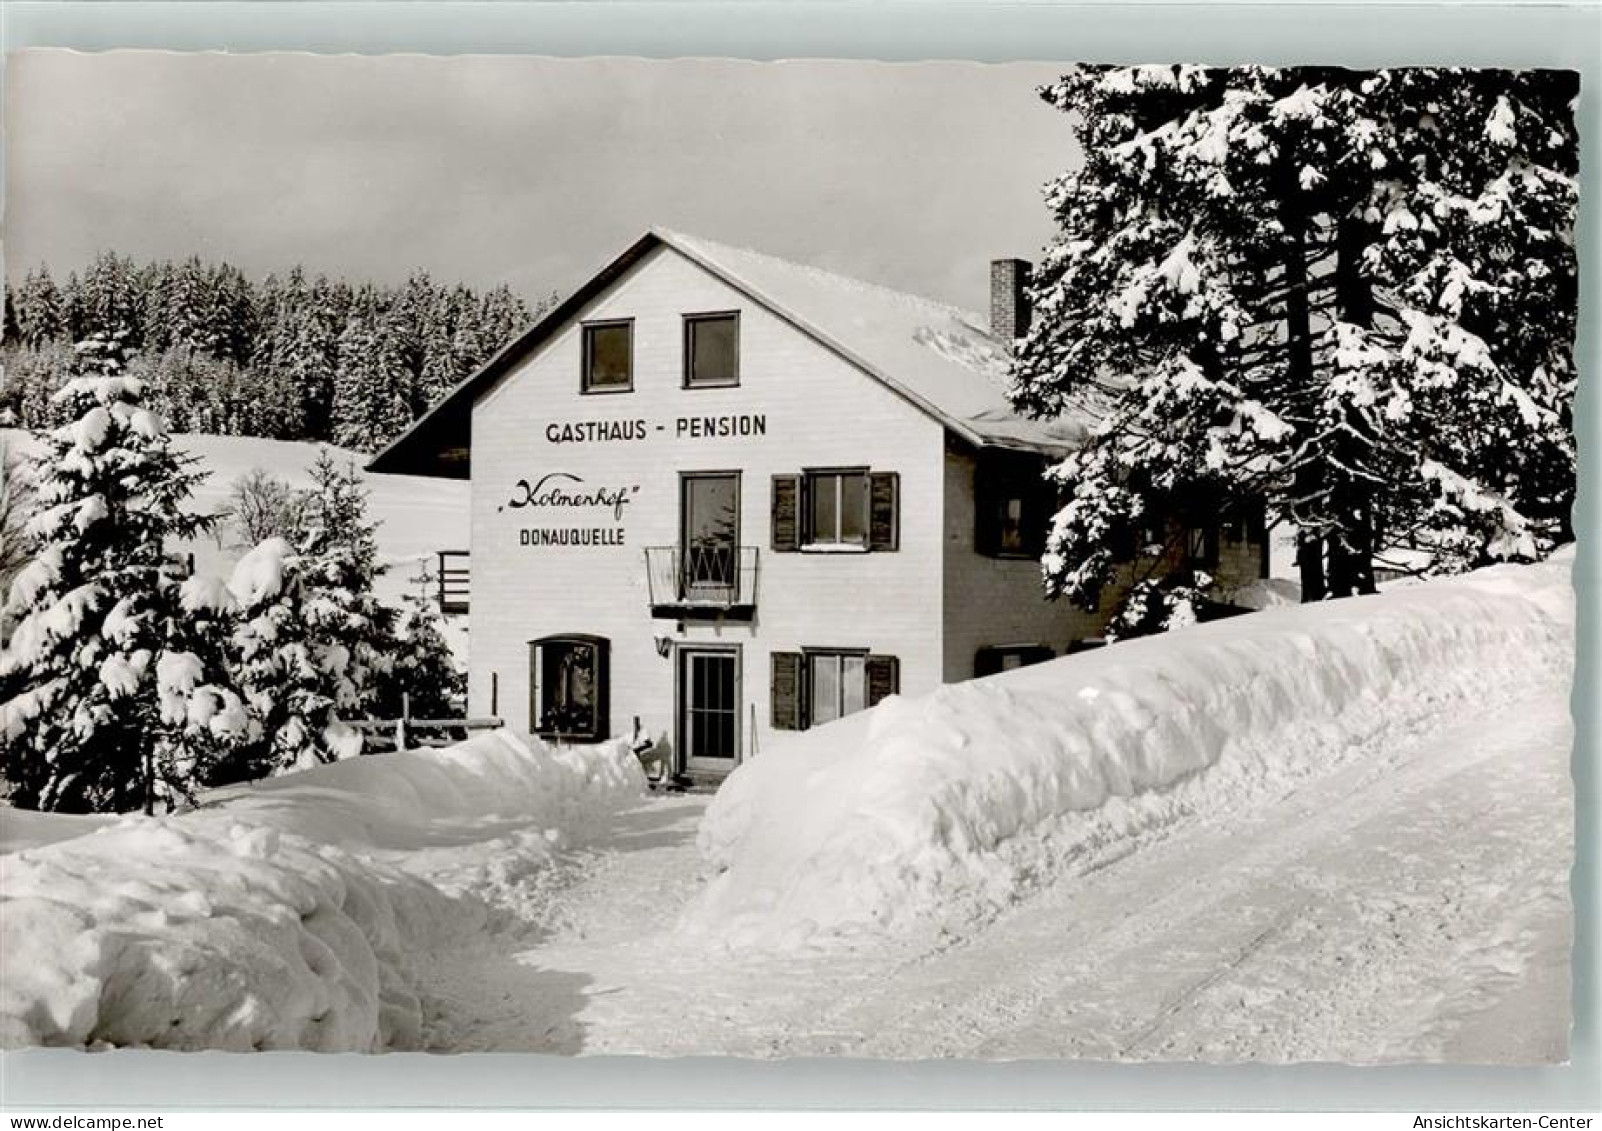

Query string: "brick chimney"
[[989, 258, 1033, 343]]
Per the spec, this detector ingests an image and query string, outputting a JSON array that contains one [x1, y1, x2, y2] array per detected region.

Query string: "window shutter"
[[771, 475, 801, 552], [1249, 500, 1270, 579], [593, 641, 611, 742], [864, 654, 899, 707], [1245, 499, 1267, 543], [1203, 526, 1221, 570], [974, 466, 1000, 556], [528, 641, 543, 735], [868, 471, 899, 551], [1027, 477, 1054, 557], [771, 651, 804, 730]]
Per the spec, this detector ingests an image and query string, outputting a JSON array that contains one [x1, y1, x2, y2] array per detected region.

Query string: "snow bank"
[[687, 553, 1574, 951], [0, 808, 114, 855], [1, 730, 644, 1050]]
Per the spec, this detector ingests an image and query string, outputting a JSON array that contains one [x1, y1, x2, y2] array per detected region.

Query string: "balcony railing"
[[644, 545, 758, 617], [437, 549, 470, 615]]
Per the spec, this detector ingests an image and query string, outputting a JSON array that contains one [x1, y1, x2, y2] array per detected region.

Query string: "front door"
[[679, 472, 740, 603], [679, 646, 741, 773]]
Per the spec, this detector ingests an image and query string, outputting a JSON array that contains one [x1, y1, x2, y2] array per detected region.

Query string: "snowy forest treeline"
[[2, 253, 550, 453]]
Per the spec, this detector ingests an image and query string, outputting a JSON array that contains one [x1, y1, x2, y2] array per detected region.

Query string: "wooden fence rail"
[[350, 693, 502, 754]]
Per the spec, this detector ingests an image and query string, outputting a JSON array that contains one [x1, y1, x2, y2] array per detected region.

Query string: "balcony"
[[436, 549, 470, 614], [644, 545, 759, 619]]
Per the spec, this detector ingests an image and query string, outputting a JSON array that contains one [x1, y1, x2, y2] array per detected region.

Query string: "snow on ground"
[[0, 731, 644, 1051], [0, 808, 114, 855], [464, 681, 1569, 1062], [2, 429, 470, 616], [416, 553, 1572, 1062], [687, 550, 1574, 953], [0, 553, 1575, 1061]]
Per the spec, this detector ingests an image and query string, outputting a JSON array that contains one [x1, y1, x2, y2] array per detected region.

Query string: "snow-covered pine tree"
[[71, 252, 145, 352], [386, 271, 437, 419], [332, 287, 409, 452], [140, 261, 179, 355], [1, 438, 35, 632], [230, 450, 392, 771], [210, 262, 259, 368], [2, 282, 17, 346], [417, 300, 460, 416], [457, 283, 537, 375], [164, 256, 222, 357], [0, 341, 79, 430], [12, 266, 67, 348], [292, 276, 346, 439], [0, 336, 251, 812], [374, 564, 465, 721], [296, 449, 394, 699], [1104, 571, 1212, 643], [1011, 66, 1577, 613]]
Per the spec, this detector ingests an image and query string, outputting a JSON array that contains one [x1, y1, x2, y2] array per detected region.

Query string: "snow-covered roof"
[[368, 229, 1091, 479], [655, 230, 1093, 455]]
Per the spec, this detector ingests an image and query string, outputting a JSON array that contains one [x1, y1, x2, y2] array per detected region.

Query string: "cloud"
[[5, 52, 1078, 310]]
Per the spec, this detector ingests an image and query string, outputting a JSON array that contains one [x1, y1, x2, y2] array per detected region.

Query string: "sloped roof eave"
[[367, 229, 1071, 477]]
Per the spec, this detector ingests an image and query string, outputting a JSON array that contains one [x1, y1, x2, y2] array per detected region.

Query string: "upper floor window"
[[582, 319, 633, 393], [684, 312, 739, 388], [808, 469, 869, 547], [995, 496, 1030, 555], [976, 452, 1052, 559], [772, 469, 899, 553], [1186, 525, 1220, 571]]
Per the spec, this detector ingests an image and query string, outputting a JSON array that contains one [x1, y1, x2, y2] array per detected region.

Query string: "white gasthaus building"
[[371, 229, 1267, 782]]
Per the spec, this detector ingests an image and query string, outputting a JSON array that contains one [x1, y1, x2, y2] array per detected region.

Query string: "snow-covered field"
[[2, 429, 470, 612], [0, 551, 1575, 1060]]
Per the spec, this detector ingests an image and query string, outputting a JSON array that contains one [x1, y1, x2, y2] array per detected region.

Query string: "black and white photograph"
[[0, 49, 1581, 1066]]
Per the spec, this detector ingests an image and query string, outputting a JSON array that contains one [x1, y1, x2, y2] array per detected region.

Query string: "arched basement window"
[[529, 634, 610, 743]]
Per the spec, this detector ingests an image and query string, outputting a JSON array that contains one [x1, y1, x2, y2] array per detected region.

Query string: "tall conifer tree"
[[0, 335, 250, 812], [1011, 66, 1577, 611]]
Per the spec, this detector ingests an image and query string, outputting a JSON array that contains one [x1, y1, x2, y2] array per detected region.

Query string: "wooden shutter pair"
[[770, 472, 899, 552], [770, 652, 900, 730]]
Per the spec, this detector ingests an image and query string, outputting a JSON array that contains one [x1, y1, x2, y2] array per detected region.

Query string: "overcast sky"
[[4, 52, 1079, 312]]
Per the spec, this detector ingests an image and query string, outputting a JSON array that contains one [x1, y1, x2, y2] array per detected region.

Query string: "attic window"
[[684, 312, 739, 388], [582, 320, 633, 393]]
